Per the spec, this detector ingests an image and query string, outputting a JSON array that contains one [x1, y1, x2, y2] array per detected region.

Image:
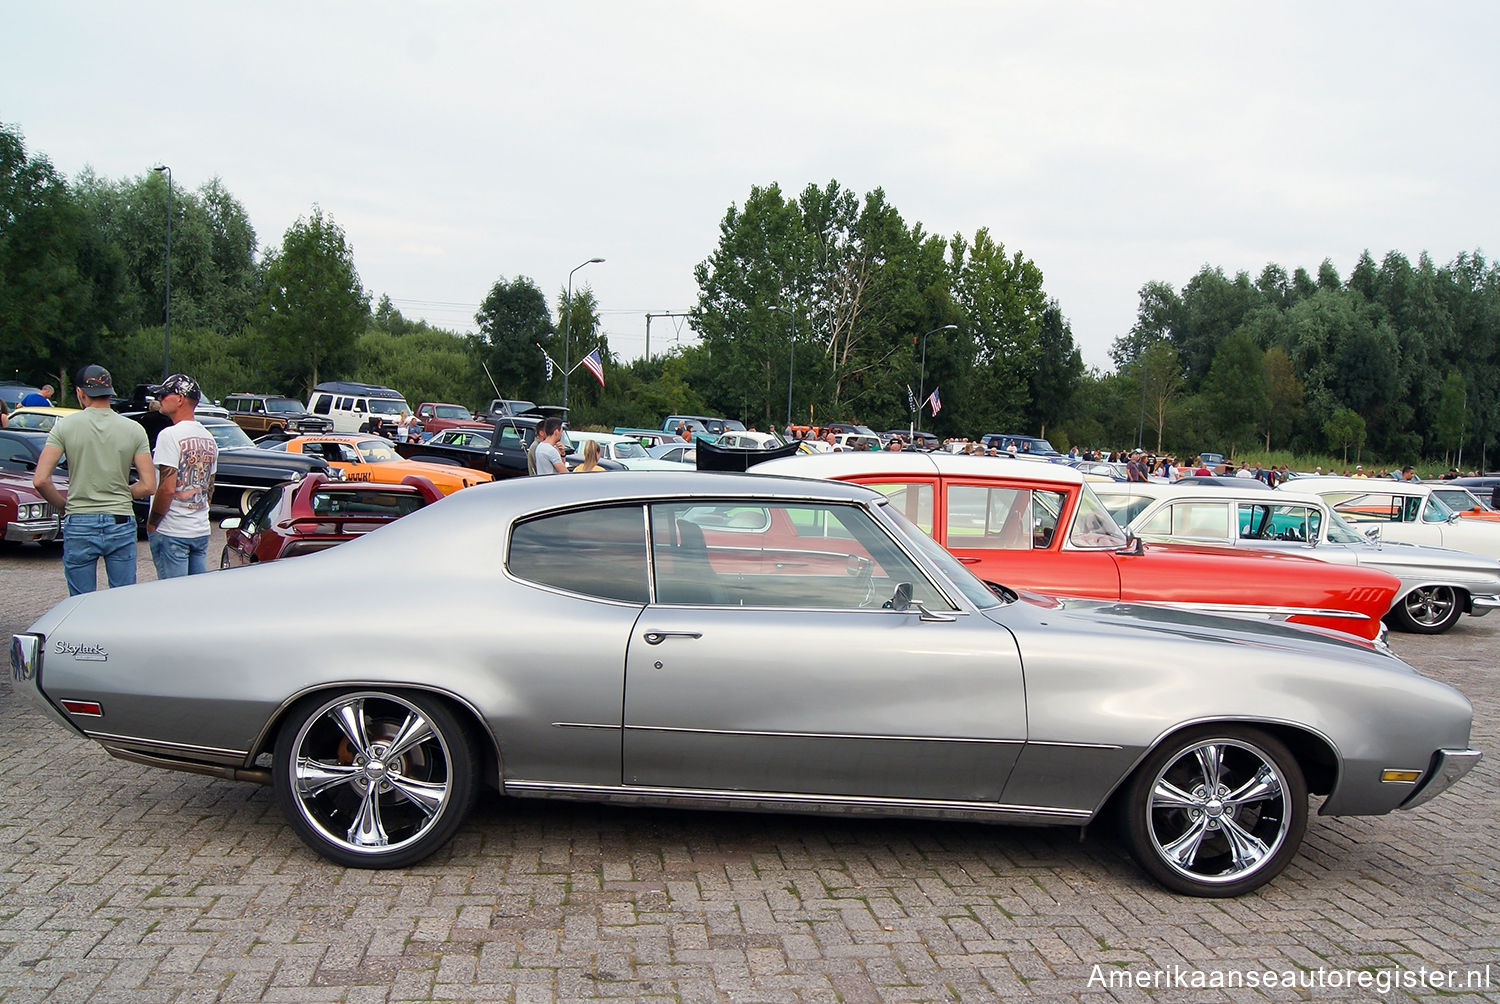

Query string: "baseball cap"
[[75, 364, 115, 398], [148, 373, 201, 402]]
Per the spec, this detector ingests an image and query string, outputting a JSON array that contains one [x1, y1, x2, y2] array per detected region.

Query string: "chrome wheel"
[[273, 690, 477, 868], [1393, 585, 1462, 634], [1122, 727, 1306, 896]]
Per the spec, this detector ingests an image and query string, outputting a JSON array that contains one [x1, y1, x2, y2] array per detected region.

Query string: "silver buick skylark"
[[10, 472, 1481, 896]]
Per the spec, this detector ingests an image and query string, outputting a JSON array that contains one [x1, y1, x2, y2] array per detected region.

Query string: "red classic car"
[[219, 472, 443, 568], [0, 469, 62, 545], [751, 452, 1401, 641]]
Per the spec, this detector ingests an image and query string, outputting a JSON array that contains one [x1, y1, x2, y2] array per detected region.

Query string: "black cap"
[[76, 364, 115, 398], [148, 373, 201, 402]]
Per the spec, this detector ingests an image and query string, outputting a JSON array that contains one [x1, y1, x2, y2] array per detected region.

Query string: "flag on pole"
[[582, 347, 606, 387], [536, 343, 558, 381], [925, 387, 942, 416], [907, 384, 916, 413]]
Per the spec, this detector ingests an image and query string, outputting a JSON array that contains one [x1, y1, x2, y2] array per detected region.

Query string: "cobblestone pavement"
[[2, 532, 1497, 1002]]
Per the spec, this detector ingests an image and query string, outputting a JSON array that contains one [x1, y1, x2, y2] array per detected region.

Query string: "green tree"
[[1260, 347, 1303, 451], [1324, 406, 1366, 463], [1203, 331, 1267, 455], [1027, 299, 1083, 438], [1140, 339, 1182, 452], [1434, 371, 1467, 466], [0, 124, 127, 385], [259, 207, 369, 395], [948, 228, 1046, 432], [473, 276, 553, 402]]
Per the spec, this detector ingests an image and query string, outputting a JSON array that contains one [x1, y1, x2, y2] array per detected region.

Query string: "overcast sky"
[[7, 1, 1497, 369]]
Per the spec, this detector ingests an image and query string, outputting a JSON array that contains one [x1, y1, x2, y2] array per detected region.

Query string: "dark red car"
[[219, 473, 443, 567]]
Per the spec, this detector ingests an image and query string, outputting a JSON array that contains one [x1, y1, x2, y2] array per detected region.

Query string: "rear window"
[[509, 505, 649, 603]]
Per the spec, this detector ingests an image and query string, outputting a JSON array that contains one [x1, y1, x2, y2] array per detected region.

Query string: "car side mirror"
[[888, 581, 913, 611], [1363, 526, 1382, 542], [219, 517, 241, 531]]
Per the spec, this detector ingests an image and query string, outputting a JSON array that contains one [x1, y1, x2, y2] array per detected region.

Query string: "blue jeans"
[[62, 514, 139, 596], [149, 532, 209, 579]]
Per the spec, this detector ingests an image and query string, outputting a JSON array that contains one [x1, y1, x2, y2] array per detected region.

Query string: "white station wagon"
[[1288, 477, 1500, 561]]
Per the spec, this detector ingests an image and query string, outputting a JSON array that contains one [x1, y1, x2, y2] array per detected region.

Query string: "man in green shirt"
[[33, 364, 157, 595]]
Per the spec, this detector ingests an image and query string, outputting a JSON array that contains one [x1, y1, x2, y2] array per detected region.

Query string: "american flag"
[[925, 387, 942, 416], [582, 348, 606, 387]]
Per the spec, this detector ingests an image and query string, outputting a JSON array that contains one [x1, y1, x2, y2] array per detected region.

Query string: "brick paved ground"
[[1, 532, 1496, 1002]]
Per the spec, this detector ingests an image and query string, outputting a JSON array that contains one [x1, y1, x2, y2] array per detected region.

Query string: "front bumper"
[[5, 515, 61, 544], [1402, 748, 1484, 808], [10, 633, 86, 737], [1466, 593, 1500, 617]]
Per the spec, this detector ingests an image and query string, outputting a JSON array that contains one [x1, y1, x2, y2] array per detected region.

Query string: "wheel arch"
[[1098, 717, 1341, 820], [250, 683, 503, 788]]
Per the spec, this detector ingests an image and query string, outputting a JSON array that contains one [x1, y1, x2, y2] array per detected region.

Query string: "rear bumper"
[[1402, 748, 1484, 809]]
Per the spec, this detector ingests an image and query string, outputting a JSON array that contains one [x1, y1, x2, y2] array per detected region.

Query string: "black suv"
[[224, 393, 334, 437]]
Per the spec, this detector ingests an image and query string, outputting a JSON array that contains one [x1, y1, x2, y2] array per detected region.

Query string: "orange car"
[[276, 434, 491, 494]]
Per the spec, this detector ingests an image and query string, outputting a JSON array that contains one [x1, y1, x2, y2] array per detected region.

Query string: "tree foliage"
[[259, 207, 369, 396]]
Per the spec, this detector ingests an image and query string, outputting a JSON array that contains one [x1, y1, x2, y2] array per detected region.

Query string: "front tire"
[[273, 690, 479, 868], [1388, 585, 1463, 634], [1120, 726, 1306, 896]]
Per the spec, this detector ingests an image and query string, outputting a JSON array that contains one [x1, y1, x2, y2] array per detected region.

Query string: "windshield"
[[1324, 509, 1368, 544], [368, 398, 408, 416], [435, 405, 472, 419], [878, 500, 1001, 609], [1432, 487, 1485, 512], [1068, 485, 1129, 548], [356, 439, 402, 463], [205, 422, 258, 450], [265, 398, 304, 414], [613, 440, 648, 459]]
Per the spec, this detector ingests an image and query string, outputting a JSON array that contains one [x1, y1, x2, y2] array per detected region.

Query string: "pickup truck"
[[474, 398, 537, 424], [414, 402, 491, 436], [394, 415, 623, 478]]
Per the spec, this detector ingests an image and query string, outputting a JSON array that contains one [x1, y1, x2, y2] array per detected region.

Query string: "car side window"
[[243, 484, 284, 533], [864, 482, 934, 535], [1171, 502, 1231, 539], [946, 484, 1059, 550], [649, 501, 947, 610], [312, 396, 331, 415], [508, 505, 649, 603]]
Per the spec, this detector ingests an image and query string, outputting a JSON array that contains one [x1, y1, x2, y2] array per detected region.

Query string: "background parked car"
[[219, 472, 442, 567], [0, 469, 61, 545], [224, 393, 335, 437], [4, 406, 78, 433], [1291, 476, 1500, 560], [750, 451, 1402, 642], [276, 434, 492, 494], [1094, 481, 1500, 634], [565, 431, 681, 470]]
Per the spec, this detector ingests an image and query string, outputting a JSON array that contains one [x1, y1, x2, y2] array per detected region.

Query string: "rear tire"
[[273, 690, 479, 868], [239, 489, 264, 516]]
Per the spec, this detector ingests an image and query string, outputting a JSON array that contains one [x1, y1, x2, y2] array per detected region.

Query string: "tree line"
[[5, 121, 1497, 467]]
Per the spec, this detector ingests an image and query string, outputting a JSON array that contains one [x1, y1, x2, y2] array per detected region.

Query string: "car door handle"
[[643, 631, 702, 645], [956, 556, 980, 564]]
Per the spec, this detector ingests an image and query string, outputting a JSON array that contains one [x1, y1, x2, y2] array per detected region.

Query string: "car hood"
[[983, 588, 1402, 665], [221, 447, 327, 472]]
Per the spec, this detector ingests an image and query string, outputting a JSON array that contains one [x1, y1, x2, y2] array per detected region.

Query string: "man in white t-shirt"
[[146, 373, 219, 578]]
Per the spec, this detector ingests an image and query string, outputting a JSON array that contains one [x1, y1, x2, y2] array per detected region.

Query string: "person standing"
[[531, 417, 568, 475], [1126, 450, 1150, 482], [146, 374, 219, 579], [574, 439, 604, 472], [32, 365, 156, 595], [20, 384, 54, 407]]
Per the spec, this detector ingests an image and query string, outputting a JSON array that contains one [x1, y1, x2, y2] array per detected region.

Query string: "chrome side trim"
[[92, 732, 248, 765], [623, 724, 1023, 744], [1026, 739, 1125, 750], [552, 722, 622, 731], [1402, 748, 1483, 809], [1154, 601, 1368, 621], [503, 779, 1092, 825]]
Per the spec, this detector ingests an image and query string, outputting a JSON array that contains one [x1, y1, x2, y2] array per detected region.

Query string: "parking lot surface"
[[2, 532, 1496, 1002]]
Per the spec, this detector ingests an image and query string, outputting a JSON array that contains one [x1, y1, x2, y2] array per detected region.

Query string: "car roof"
[[1291, 476, 1430, 495], [1098, 483, 1327, 505], [748, 450, 1087, 484]]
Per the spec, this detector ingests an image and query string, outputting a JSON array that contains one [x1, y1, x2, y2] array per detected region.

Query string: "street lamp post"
[[916, 324, 958, 435], [153, 165, 172, 378], [562, 257, 604, 412]]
